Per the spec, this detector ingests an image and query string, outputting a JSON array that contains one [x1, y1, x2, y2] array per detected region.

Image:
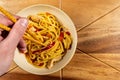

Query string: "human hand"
[[0, 14, 28, 76]]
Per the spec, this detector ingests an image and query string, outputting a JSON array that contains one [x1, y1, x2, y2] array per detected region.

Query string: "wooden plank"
[[0, 67, 61, 80], [63, 50, 120, 80], [61, 0, 120, 30], [0, 0, 59, 14], [88, 53, 120, 71], [77, 6, 120, 76], [77, 7, 120, 53]]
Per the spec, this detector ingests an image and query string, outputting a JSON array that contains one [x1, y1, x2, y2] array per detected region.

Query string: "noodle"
[[24, 12, 72, 69]]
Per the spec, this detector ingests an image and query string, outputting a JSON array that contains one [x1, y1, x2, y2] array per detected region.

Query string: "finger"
[[9, 13, 21, 21], [13, 14, 21, 20], [0, 14, 13, 26], [3, 18, 28, 51], [0, 36, 3, 41], [17, 38, 27, 53], [0, 14, 20, 27]]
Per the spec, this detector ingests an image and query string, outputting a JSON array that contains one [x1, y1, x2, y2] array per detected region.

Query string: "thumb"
[[4, 18, 28, 51]]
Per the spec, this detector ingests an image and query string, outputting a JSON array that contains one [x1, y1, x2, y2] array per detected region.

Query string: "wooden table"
[[1, 0, 120, 80]]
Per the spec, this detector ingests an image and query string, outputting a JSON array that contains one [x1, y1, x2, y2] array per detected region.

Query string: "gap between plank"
[[77, 48, 120, 72], [0, 66, 18, 77], [59, 1, 63, 80], [77, 5, 120, 32], [60, 69, 63, 80]]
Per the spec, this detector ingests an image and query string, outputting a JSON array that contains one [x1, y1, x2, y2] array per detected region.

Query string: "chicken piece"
[[29, 27, 36, 32], [28, 15, 41, 23]]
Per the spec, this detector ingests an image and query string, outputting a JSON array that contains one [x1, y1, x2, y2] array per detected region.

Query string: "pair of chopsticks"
[[0, 6, 42, 45]]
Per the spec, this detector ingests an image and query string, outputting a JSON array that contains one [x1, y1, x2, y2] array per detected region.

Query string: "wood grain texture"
[[61, 0, 120, 30], [89, 53, 120, 71], [0, 67, 61, 80], [63, 50, 120, 80], [77, 7, 120, 53], [77, 5, 120, 78], [0, 0, 59, 14]]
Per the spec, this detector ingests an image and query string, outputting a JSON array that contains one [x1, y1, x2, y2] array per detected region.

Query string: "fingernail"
[[23, 49, 27, 53], [22, 50, 27, 54], [20, 48, 27, 53], [20, 18, 28, 27]]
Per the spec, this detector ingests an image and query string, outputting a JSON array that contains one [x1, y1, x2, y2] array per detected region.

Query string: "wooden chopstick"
[[0, 6, 17, 23], [0, 6, 43, 45]]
